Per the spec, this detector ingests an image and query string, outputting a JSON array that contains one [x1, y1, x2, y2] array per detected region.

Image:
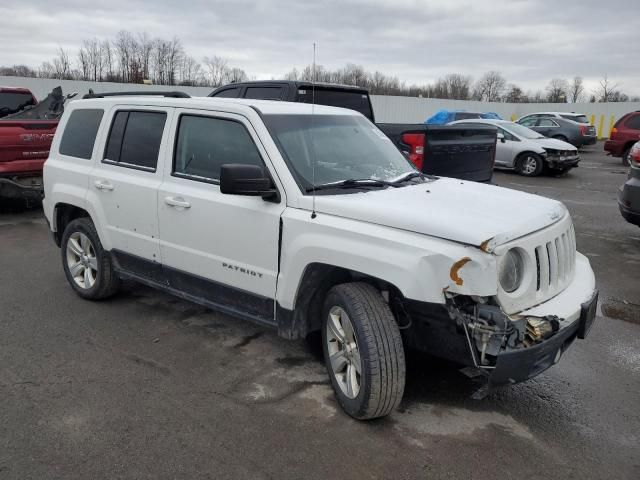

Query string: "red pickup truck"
[[0, 87, 67, 201]]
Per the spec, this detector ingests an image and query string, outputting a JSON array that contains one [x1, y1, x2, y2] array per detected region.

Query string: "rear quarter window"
[[625, 115, 640, 130], [59, 109, 104, 159]]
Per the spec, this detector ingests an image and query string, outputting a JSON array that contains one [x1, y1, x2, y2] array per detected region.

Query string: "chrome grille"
[[534, 224, 575, 295]]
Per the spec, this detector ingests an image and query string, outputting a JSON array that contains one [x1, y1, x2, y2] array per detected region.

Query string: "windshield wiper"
[[306, 178, 398, 193], [390, 171, 432, 184]]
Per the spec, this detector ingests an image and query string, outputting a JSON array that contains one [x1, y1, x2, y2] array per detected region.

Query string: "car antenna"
[[311, 42, 317, 220]]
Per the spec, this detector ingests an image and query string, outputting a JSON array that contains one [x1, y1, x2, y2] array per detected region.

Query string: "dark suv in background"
[[605, 111, 640, 165]]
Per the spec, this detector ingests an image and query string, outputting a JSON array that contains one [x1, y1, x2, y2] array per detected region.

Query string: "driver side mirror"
[[219, 164, 279, 202], [497, 132, 506, 143]]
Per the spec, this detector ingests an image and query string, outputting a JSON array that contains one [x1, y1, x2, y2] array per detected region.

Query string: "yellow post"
[[597, 114, 605, 138], [590, 114, 596, 126], [608, 115, 616, 138], [510, 114, 516, 121]]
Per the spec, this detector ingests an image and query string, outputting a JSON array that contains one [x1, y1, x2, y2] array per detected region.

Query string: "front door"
[[157, 109, 286, 324], [494, 127, 515, 167]]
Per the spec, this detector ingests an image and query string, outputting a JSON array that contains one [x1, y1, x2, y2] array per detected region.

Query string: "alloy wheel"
[[326, 306, 362, 399], [66, 232, 98, 289]]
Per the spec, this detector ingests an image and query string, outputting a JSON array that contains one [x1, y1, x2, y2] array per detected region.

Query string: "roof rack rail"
[[82, 90, 190, 99]]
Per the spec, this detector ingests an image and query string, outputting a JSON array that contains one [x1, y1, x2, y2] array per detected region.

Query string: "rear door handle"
[[164, 196, 191, 209], [94, 180, 114, 191]]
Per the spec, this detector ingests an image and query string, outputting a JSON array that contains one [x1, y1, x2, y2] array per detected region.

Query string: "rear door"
[[156, 108, 286, 324], [88, 106, 172, 272]]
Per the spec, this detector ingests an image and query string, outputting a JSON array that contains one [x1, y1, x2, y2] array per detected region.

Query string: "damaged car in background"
[[450, 118, 580, 176], [0, 86, 76, 202], [44, 93, 597, 420]]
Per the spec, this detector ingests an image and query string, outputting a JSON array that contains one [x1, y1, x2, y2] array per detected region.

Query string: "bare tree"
[[545, 78, 568, 103], [441, 74, 472, 99], [102, 40, 115, 81], [226, 67, 248, 84], [595, 74, 620, 102], [569, 76, 585, 103], [504, 84, 526, 103], [0, 64, 37, 77], [180, 56, 203, 86], [203, 56, 230, 87], [51, 47, 73, 79], [472, 71, 506, 102]]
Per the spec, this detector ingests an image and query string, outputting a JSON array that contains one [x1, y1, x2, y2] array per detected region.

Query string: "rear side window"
[[537, 119, 558, 127], [212, 87, 240, 98], [625, 115, 640, 130], [561, 114, 588, 123], [59, 109, 104, 159], [298, 89, 374, 121], [104, 111, 166, 171], [519, 117, 537, 127], [173, 115, 264, 182], [245, 87, 284, 100]]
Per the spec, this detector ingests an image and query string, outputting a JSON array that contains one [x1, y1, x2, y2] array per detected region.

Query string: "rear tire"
[[61, 218, 120, 300], [622, 147, 631, 166], [516, 153, 544, 177], [322, 282, 405, 420]]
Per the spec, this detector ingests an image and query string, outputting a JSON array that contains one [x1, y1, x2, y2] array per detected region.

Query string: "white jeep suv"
[[43, 92, 598, 419]]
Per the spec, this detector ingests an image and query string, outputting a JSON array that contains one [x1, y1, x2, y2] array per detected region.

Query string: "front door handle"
[[164, 196, 191, 209], [94, 180, 114, 191]]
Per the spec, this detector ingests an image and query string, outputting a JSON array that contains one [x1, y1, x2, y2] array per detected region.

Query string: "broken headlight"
[[499, 248, 525, 293]]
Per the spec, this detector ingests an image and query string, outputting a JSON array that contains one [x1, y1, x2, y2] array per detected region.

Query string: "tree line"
[[0, 30, 637, 103]]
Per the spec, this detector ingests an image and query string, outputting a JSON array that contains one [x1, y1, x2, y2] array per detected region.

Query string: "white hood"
[[533, 137, 577, 151], [313, 178, 567, 252]]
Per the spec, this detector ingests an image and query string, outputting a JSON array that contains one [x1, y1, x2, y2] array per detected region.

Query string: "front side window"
[[59, 109, 104, 159], [519, 117, 537, 127], [173, 115, 264, 181], [264, 114, 415, 192], [104, 111, 167, 170], [212, 88, 240, 98]]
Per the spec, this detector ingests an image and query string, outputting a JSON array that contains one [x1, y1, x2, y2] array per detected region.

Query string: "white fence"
[[3, 76, 638, 138]]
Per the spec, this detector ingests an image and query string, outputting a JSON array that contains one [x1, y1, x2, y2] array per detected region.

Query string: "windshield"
[[264, 114, 416, 193], [502, 122, 544, 139]]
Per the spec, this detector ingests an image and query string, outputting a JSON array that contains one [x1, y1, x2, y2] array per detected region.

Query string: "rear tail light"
[[630, 143, 640, 168], [579, 125, 587, 136], [401, 133, 424, 170], [610, 127, 618, 140]]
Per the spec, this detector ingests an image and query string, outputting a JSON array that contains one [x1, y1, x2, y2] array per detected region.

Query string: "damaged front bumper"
[[448, 253, 597, 387], [488, 290, 597, 386]]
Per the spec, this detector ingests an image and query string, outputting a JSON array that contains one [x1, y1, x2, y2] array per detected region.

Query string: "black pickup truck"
[[209, 81, 497, 182]]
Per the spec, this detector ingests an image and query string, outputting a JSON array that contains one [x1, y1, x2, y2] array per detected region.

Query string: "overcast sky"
[[1, 0, 638, 96]]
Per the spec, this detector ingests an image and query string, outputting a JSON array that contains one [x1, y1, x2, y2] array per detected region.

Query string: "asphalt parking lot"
[[1, 146, 638, 480]]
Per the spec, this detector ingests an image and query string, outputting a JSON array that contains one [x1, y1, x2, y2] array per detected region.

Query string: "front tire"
[[516, 152, 544, 177], [61, 218, 120, 300], [322, 282, 405, 420], [622, 147, 631, 166]]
